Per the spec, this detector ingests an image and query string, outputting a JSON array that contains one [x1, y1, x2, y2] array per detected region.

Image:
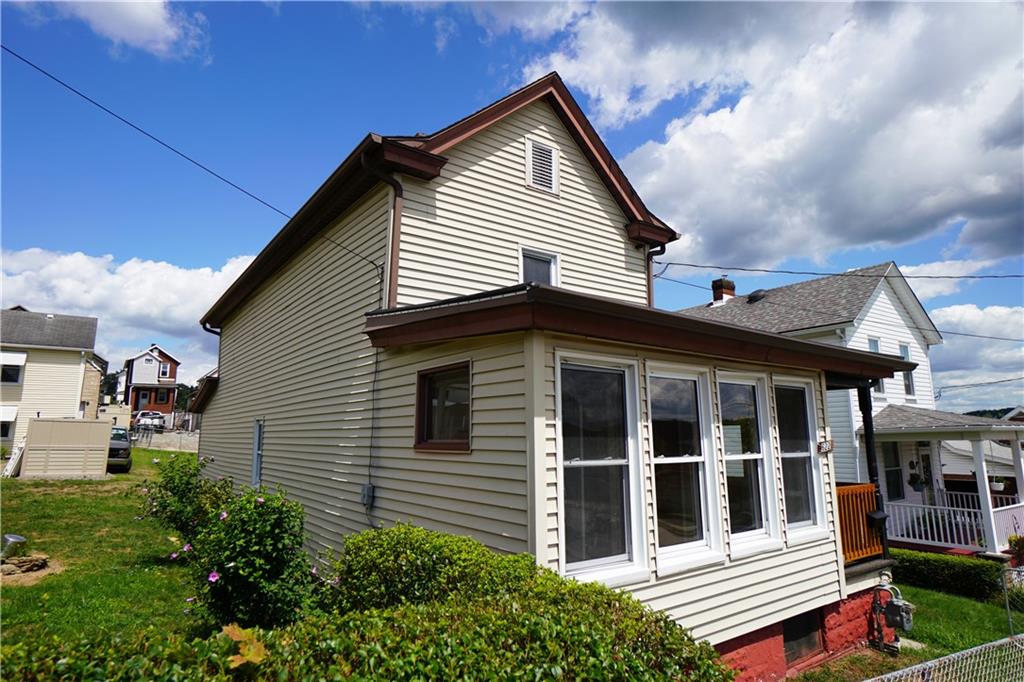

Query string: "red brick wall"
[[717, 588, 897, 681]]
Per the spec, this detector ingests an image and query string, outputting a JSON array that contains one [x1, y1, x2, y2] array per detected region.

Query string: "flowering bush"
[[140, 454, 233, 542], [191, 488, 312, 628]]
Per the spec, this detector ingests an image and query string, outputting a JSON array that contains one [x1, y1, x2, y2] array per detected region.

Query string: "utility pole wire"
[[654, 260, 1024, 280]]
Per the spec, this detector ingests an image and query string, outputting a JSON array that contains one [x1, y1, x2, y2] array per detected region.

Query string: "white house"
[[0, 307, 100, 446]]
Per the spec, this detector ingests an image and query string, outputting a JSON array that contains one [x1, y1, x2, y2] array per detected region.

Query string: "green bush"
[[1007, 534, 1024, 565], [192, 488, 312, 628], [4, 576, 732, 681], [892, 548, 1004, 600], [141, 454, 233, 542], [319, 522, 539, 612]]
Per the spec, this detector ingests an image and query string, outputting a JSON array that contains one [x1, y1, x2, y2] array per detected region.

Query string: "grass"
[[0, 449, 194, 643], [797, 584, 1013, 681]]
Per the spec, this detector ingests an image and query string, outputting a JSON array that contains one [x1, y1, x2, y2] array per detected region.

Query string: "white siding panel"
[[397, 100, 648, 306]]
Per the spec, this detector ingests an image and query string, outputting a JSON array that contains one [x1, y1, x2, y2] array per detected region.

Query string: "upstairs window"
[[416, 363, 471, 451], [899, 344, 914, 396], [1, 365, 22, 384], [159, 362, 171, 378], [526, 138, 559, 193], [868, 338, 884, 394], [520, 247, 559, 286]]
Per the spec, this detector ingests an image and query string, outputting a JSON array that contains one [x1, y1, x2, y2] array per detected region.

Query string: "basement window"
[[416, 362, 471, 452], [783, 610, 823, 664], [526, 138, 559, 193]]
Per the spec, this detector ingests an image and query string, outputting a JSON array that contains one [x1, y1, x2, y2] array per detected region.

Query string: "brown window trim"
[[415, 361, 471, 453]]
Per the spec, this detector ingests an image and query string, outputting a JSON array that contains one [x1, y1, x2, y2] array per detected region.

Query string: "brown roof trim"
[[405, 72, 677, 244], [626, 220, 677, 247], [201, 136, 446, 327], [188, 376, 219, 414], [364, 284, 916, 382]]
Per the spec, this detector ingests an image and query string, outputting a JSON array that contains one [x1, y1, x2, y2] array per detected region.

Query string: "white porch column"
[[929, 440, 944, 504], [1011, 436, 1024, 504], [972, 439, 999, 552]]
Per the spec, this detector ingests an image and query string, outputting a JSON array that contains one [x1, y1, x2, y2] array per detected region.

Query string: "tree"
[[175, 384, 196, 411], [101, 372, 120, 399]]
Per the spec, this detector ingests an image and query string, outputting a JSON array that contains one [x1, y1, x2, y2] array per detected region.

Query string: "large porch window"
[[649, 367, 721, 569], [776, 381, 823, 532], [720, 380, 769, 536], [558, 356, 646, 582]]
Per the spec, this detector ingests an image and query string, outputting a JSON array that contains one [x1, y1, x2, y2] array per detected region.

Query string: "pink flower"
[[219, 511, 228, 521], [141, 487, 149, 494], [185, 596, 196, 603], [182, 543, 192, 553], [311, 565, 318, 575], [170, 552, 179, 560], [208, 571, 220, 583], [256, 497, 265, 504]]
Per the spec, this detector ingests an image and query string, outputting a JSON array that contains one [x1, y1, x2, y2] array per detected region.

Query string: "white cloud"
[[1, 248, 253, 384], [17, 1, 211, 61], [901, 259, 999, 301], [492, 3, 1022, 267], [434, 15, 457, 53], [928, 304, 1024, 412], [470, 1, 589, 41]]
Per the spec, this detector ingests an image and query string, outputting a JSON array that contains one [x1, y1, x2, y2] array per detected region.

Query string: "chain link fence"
[[1006, 566, 1024, 636], [867, 635, 1024, 681]]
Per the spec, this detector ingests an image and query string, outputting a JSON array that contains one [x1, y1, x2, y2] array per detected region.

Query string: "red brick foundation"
[[717, 588, 897, 681]]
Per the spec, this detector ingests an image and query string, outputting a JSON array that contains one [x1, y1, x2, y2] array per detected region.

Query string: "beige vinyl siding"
[[1, 348, 85, 444], [370, 333, 529, 553], [397, 100, 648, 306], [538, 335, 843, 645], [200, 185, 392, 552]]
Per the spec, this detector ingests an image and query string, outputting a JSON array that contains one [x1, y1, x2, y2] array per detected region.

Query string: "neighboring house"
[[1003, 405, 1024, 423], [193, 73, 915, 677], [683, 270, 1024, 555], [80, 354, 108, 420], [116, 345, 180, 415], [0, 307, 100, 445]]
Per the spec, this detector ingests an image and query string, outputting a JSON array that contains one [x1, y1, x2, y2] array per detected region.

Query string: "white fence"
[[887, 501, 986, 551], [935, 489, 1019, 510], [994, 503, 1024, 550]]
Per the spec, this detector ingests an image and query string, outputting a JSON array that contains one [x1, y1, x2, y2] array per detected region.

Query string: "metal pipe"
[[858, 381, 890, 558]]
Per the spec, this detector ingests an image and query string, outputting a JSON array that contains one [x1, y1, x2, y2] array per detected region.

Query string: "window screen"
[[523, 252, 553, 284]]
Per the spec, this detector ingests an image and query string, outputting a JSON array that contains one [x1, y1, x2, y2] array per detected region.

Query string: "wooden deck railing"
[[837, 483, 884, 564]]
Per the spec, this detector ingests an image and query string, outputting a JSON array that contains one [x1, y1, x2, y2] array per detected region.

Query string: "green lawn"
[[0, 449, 194, 643], [798, 585, 1012, 681]]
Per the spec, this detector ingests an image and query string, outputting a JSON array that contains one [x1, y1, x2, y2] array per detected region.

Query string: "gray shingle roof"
[[870, 404, 1024, 434], [1, 309, 98, 350], [680, 262, 893, 333]]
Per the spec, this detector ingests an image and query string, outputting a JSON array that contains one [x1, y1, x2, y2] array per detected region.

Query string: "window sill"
[[786, 527, 831, 547], [729, 535, 785, 560], [413, 442, 471, 455], [656, 550, 726, 578], [567, 563, 650, 588]]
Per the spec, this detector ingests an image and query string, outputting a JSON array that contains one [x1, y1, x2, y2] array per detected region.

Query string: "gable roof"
[[868, 404, 1024, 435], [0, 308, 97, 351], [201, 72, 676, 328], [681, 262, 942, 344]]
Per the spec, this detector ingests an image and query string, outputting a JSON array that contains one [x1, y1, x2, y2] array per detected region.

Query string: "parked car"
[[107, 426, 132, 473], [133, 410, 165, 430]]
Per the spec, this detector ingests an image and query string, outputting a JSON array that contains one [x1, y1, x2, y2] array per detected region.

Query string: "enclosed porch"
[[865, 404, 1024, 554]]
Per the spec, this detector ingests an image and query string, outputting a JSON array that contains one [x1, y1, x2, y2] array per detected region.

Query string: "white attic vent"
[[526, 138, 558, 194]]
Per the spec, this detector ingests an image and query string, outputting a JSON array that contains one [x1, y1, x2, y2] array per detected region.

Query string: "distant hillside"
[[964, 407, 1015, 419]]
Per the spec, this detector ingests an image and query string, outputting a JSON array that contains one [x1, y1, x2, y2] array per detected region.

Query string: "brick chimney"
[[711, 277, 735, 305]]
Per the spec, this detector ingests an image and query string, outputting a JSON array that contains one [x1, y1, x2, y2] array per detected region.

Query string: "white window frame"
[[898, 344, 915, 397], [773, 376, 828, 545], [555, 350, 647, 586], [252, 418, 265, 487], [525, 137, 560, 195], [157, 388, 168, 403], [646, 362, 724, 575], [717, 371, 783, 558], [0, 365, 23, 385], [518, 245, 561, 286], [867, 338, 885, 396], [159, 362, 171, 378]]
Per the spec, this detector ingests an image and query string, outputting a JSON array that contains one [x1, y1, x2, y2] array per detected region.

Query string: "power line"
[[2, 44, 384, 276], [935, 376, 1024, 392], [654, 273, 1024, 343], [654, 260, 1024, 280]]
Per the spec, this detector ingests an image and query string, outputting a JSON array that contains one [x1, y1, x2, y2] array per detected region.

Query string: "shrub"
[[192, 488, 312, 628], [4, 576, 733, 681], [1007, 534, 1024, 565], [319, 522, 539, 612], [141, 454, 233, 542], [892, 548, 1003, 600]]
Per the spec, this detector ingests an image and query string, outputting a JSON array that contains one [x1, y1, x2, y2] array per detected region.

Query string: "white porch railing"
[[993, 502, 1024, 550], [887, 502, 986, 551], [934, 488, 1019, 510]]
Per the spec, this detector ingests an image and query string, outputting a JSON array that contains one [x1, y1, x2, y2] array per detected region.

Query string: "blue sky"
[[2, 2, 1022, 410]]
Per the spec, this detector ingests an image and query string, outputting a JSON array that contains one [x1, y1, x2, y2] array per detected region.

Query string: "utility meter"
[[883, 586, 915, 632]]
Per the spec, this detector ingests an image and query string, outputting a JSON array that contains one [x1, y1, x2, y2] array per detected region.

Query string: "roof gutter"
[[361, 146, 403, 308]]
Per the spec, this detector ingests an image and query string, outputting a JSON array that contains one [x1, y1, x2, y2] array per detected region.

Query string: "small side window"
[[0, 421, 12, 439], [416, 363, 471, 452], [0, 365, 21, 384], [867, 339, 884, 394], [159, 362, 171, 378], [520, 247, 559, 286], [526, 138, 559, 194]]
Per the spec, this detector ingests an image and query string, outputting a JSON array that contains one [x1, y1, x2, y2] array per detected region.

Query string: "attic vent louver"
[[748, 289, 768, 303], [526, 138, 558, 194]]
